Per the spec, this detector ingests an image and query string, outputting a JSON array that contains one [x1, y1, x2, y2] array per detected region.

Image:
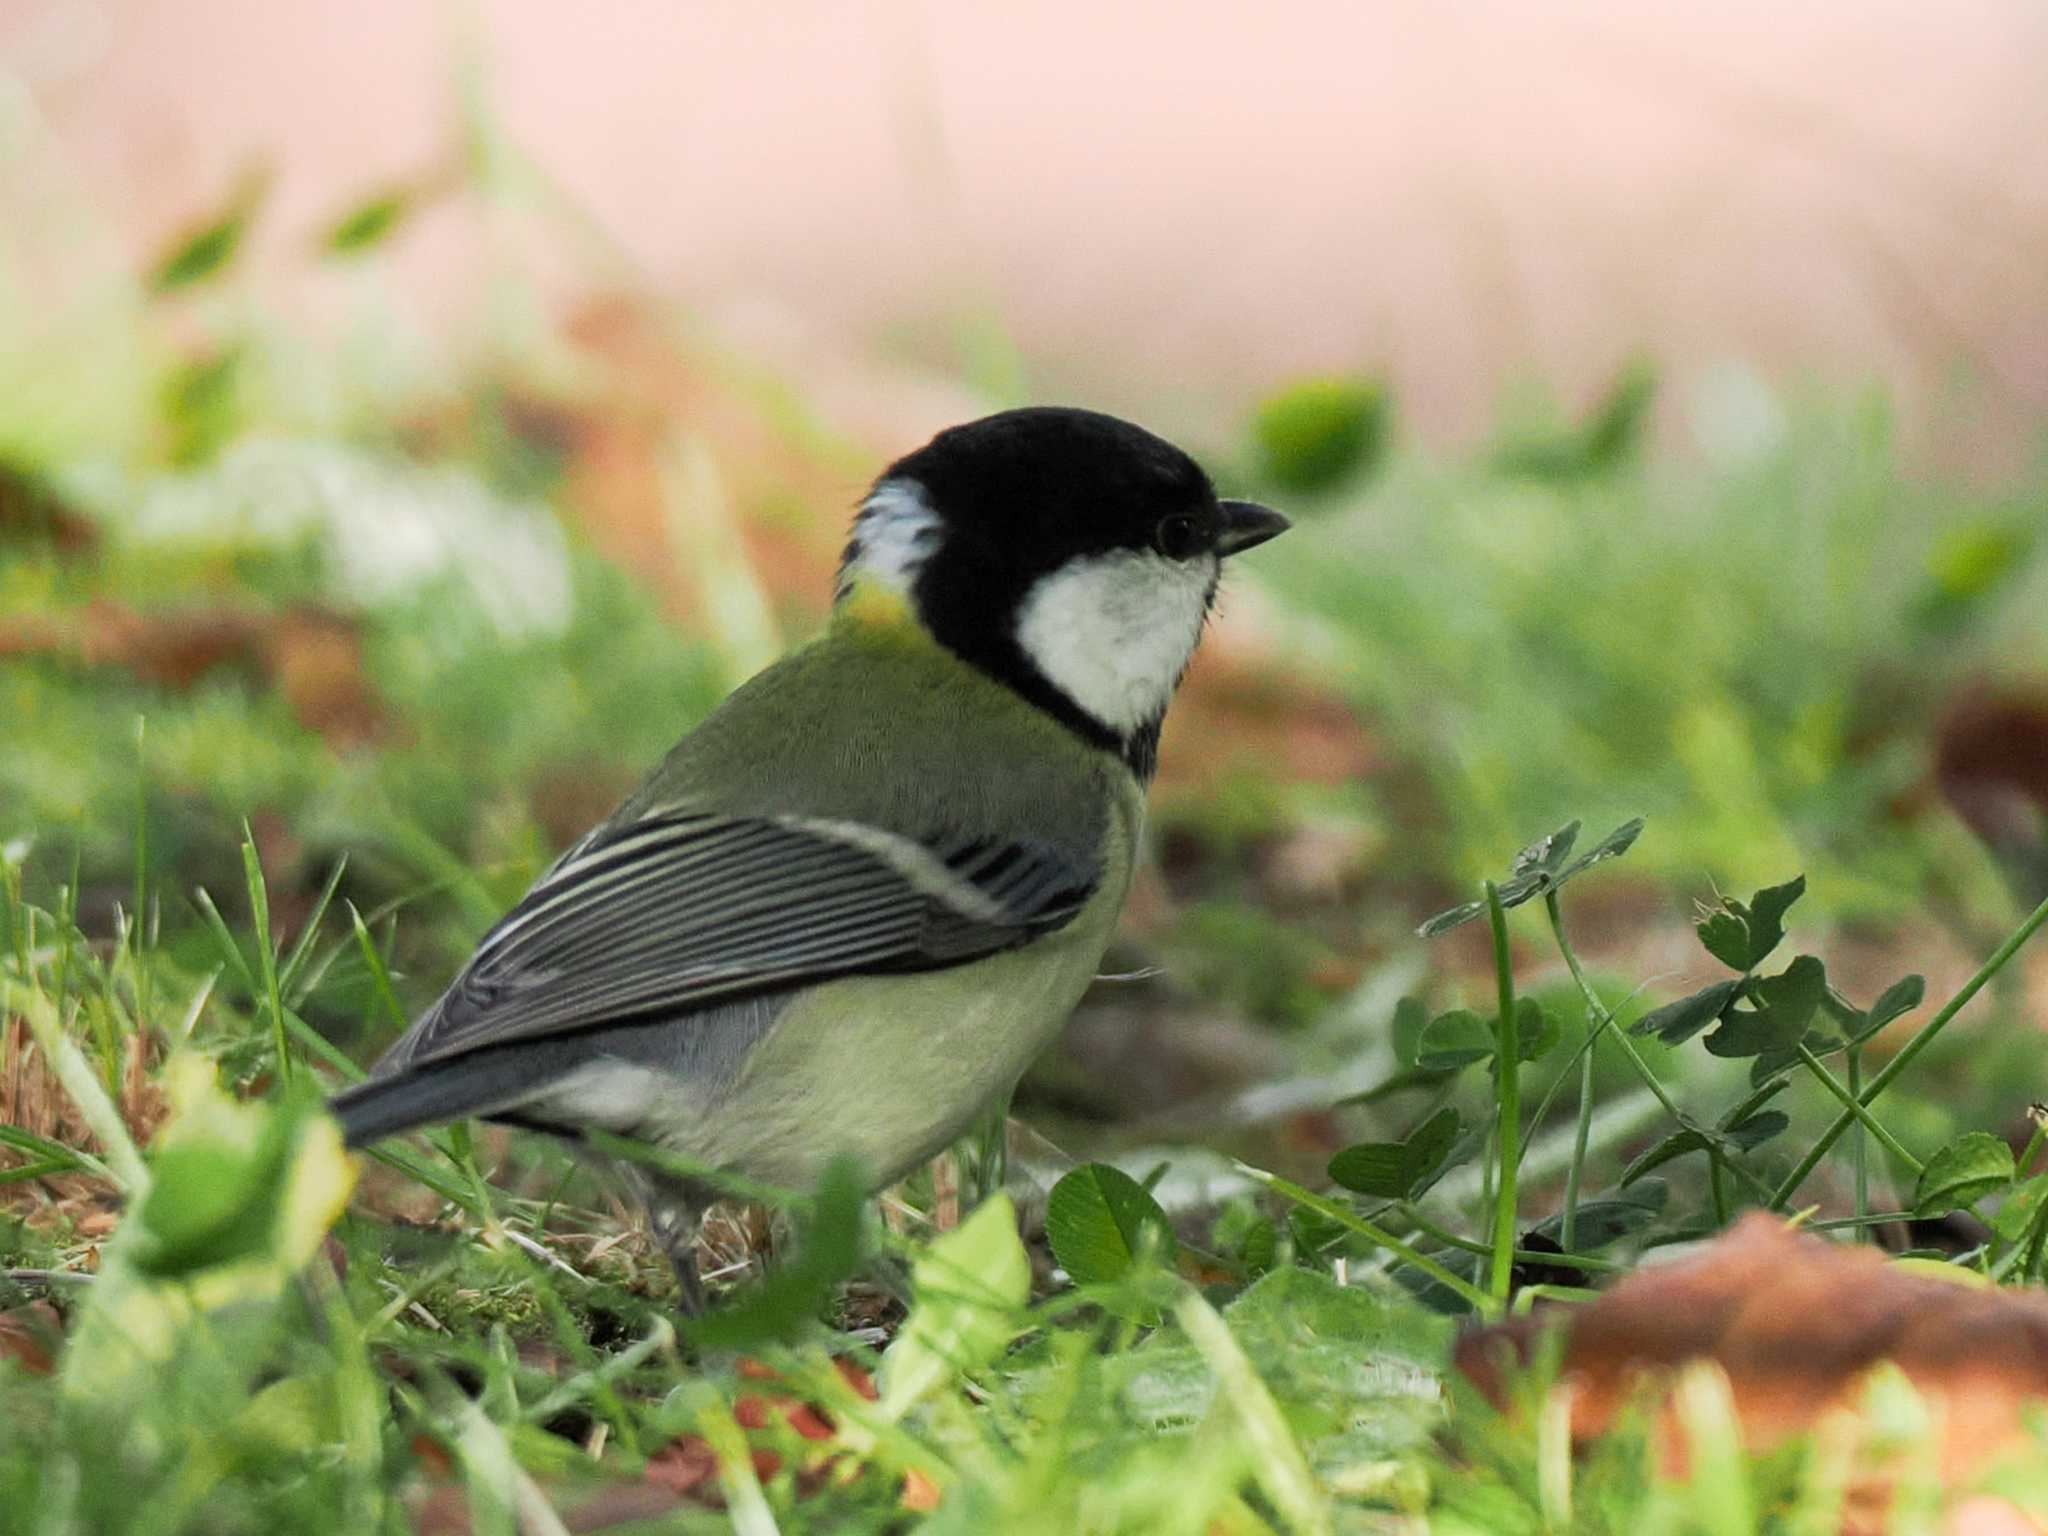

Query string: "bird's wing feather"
[[375, 811, 1099, 1071]]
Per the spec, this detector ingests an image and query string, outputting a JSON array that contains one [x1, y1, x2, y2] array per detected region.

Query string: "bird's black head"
[[836, 407, 1288, 776]]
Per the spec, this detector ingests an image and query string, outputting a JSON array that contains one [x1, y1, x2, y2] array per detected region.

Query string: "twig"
[[499, 1227, 589, 1284]]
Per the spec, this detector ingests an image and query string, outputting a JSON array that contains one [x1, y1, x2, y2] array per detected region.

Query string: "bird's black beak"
[[1215, 499, 1291, 557]]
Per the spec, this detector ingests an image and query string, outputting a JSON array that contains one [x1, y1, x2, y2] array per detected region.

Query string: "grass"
[[1246, 373, 2048, 922], [8, 808, 2048, 1532]]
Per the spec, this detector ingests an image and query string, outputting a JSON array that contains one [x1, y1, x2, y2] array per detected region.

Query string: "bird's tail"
[[329, 1066, 504, 1149]]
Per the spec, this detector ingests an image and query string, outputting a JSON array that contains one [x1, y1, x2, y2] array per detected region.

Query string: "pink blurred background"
[[9, 0, 2047, 460]]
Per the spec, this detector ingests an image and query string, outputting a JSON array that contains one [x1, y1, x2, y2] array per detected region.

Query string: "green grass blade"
[[1233, 1162, 1496, 1315], [347, 902, 410, 1033], [239, 820, 292, 1088], [1175, 1286, 1333, 1536], [191, 886, 259, 994], [279, 855, 349, 1000]]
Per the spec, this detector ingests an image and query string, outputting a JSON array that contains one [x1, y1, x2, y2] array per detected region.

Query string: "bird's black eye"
[[1152, 512, 1206, 560]]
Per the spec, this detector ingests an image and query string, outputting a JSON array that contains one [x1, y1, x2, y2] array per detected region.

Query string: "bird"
[[329, 406, 1290, 1310]]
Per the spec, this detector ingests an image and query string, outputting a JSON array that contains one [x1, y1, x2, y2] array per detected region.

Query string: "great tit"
[[330, 406, 1289, 1308]]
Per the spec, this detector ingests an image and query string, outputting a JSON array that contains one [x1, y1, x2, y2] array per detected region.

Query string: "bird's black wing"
[[369, 811, 1099, 1073]]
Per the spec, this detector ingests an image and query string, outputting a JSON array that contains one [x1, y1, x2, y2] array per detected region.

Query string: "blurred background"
[[5, 0, 2048, 1197]]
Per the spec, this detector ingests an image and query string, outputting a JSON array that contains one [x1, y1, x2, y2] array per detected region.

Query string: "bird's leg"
[[615, 1160, 712, 1319], [859, 1202, 917, 1310], [862, 1247, 916, 1310], [640, 1197, 707, 1318]]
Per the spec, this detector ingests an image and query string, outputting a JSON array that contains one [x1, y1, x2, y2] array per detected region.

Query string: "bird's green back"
[[614, 587, 1134, 862]]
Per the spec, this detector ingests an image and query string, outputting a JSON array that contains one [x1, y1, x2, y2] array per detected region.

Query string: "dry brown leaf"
[[640, 1436, 719, 1499], [551, 1484, 690, 1533], [266, 609, 388, 747], [900, 1466, 943, 1513], [0, 464, 97, 555], [0, 1302, 63, 1376], [412, 1478, 691, 1536], [0, 601, 387, 748], [1154, 646, 1376, 797], [551, 300, 850, 626], [1937, 688, 2048, 838], [834, 1356, 879, 1401], [1457, 1214, 2048, 1527]]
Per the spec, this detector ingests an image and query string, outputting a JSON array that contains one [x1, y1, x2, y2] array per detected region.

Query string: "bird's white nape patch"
[[838, 478, 942, 599], [1014, 550, 1216, 736]]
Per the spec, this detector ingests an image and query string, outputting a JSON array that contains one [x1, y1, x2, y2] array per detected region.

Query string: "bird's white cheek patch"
[[1014, 550, 1215, 736]]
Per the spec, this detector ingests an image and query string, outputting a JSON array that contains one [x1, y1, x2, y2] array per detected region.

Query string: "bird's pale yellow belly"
[[660, 804, 1137, 1193]]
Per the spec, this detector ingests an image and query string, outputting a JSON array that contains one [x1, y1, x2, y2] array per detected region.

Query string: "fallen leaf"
[[0, 463, 97, 554], [267, 608, 388, 747], [408, 1432, 454, 1480], [642, 1435, 718, 1497], [0, 1302, 63, 1375], [835, 1357, 879, 1401], [1934, 686, 2048, 909], [782, 1400, 835, 1442], [412, 1476, 694, 1536], [1458, 1214, 2048, 1528], [0, 602, 387, 748], [901, 1466, 943, 1513]]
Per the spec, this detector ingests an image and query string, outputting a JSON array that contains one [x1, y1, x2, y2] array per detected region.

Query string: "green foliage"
[[321, 186, 419, 256], [1632, 978, 1743, 1046], [1252, 388, 2048, 914], [1327, 1106, 1472, 1201], [1913, 515, 2040, 633], [1696, 875, 1806, 972], [8, 738, 2048, 1533], [63, 1060, 353, 1390], [1313, 814, 2048, 1341], [1417, 817, 1643, 937], [1914, 1131, 2015, 1218], [158, 346, 246, 465], [1412, 998, 1556, 1070], [1166, 901, 1335, 1027], [878, 1194, 1031, 1413], [1251, 377, 1390, 496], [1044, 1163, 1176, 1288], [149, 176, 264, 293], [1493, 358, 1658, 481], [1701, 954, 1826, 1060]]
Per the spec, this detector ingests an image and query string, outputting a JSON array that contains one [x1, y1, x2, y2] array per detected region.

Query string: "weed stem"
[[1793, 1044, 1922, 1176], [1234, 1164, 1497, 1315], [1486, 881, 1519, 1301], [1543, 891, 1598, 1250], [1770, 889, 2048, 1211]]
